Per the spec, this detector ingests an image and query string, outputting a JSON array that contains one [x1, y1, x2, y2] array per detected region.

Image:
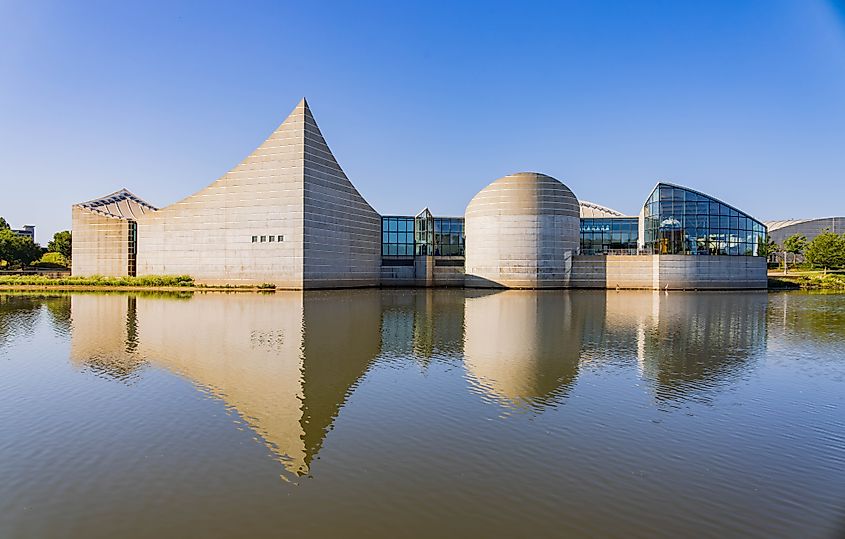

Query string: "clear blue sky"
[[1, 0, 844, 242]]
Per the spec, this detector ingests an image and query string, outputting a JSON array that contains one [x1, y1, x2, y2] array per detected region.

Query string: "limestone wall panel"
[[71, 206, 130, 277], [571, 255, 767, 289]]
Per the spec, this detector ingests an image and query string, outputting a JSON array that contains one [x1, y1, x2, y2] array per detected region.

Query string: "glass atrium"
[[643, 183, 767, 256]]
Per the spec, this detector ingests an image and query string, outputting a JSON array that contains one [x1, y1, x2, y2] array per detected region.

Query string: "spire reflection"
[[69, 291, 381, 476]]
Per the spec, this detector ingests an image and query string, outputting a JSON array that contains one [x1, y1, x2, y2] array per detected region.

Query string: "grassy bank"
[[0, 274, 195, 287], [768, 270, 845, 291], [0, 275, 278, 291]]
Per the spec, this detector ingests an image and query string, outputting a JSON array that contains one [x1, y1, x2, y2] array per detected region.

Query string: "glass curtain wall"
[[643, 184, 767, 256], [580, 218, 638, 255], [382, 213, 465, 264], [382, 216, 415, 265], [433, 218, 465, 256]]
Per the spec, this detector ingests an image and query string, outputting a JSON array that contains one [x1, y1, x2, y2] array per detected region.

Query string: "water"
[[1, 289, 843, 539]]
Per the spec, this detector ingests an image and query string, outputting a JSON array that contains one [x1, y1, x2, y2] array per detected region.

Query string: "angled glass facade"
[[415, 209, 434, 256], [580, 217, 638, 255], [643, 184, 766, 256]]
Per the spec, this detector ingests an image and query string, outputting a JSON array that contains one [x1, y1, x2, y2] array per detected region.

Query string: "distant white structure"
[[579, 200, 627, 218]]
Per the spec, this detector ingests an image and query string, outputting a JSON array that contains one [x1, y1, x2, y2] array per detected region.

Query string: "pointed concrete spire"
[[133, 98, 382, 288]]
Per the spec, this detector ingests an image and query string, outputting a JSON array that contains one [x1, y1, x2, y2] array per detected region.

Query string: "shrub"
[[31, 252, 69, 268]]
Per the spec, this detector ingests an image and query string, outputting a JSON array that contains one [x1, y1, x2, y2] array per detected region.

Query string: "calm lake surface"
[[1, 289, 844, 538]]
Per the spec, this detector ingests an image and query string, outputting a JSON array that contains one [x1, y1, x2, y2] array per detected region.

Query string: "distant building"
[[765, 218, 845, 245], [10, 225, 36, 243], [763, 217, 845, 264], [72, 98, 769, 289]]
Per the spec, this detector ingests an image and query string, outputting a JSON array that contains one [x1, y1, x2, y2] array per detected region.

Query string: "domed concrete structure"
[[464, 172, 580, 288]]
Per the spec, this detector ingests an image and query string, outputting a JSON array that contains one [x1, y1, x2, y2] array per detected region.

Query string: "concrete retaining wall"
[[571, 255, 766, 290], [380, 258, 465, 287], [380, 265, 416, 287]]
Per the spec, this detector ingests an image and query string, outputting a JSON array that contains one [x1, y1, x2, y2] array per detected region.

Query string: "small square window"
[[277, 235, 284, 242], [268, 235, 275, 242], [260, 236, 266, 242], [251, 236, 258, 243]]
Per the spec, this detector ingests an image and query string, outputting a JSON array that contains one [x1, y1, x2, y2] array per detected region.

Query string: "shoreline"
[[1, 271, 842, 293], [1, 284, 841, 293], [767, 270, 845, 291], [0, 285, 275, 292]]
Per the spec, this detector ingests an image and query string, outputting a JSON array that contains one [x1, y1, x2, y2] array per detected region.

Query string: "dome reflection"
[[463, 290, 585, 409]]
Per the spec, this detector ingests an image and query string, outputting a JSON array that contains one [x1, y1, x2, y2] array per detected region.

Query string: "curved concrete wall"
[[464, 172, 580, 288], [136, 99, 381, 288]]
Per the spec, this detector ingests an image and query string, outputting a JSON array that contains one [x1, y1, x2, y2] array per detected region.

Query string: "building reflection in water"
[[463, 290, 585, 409], [574, 290, 767, 402], [462, 289, 767, 407], [70, 294, 147, 380], [379, 289, 466, 364], [64, 287, 768, 474], [69, 291, 381, 476], [635, 292, 768, 402]]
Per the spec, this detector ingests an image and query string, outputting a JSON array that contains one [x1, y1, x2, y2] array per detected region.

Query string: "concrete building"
[[72, 98, 769, 289], [135, 99, 381, 288]]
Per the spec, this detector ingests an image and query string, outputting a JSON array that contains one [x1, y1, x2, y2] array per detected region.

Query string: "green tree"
[[0, 229, 18, 266], [762, 237, 779, 260], [782, 233, 807, 274], [47, 230, 72, 261], [0, 229, 43, 268], [0, 217, 8, 230], [804, 231, 845, 273]]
